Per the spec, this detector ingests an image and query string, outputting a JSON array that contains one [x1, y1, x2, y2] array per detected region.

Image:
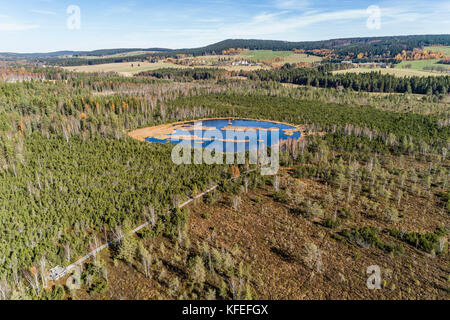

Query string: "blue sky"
[[0, 0, 449, 52]]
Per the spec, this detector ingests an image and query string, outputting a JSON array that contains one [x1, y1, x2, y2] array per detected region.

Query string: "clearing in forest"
[[238, 50, 322, 65], [332, 67, 447, 77], [395, 59, 450, 73]]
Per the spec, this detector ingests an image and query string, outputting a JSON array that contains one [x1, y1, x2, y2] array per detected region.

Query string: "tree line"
[[246, 65, 450, 95]]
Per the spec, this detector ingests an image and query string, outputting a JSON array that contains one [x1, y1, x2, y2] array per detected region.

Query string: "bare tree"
[[103, 265, 109, 282], [39, 257, 47, 289], [397, 190, 403, 206], [303, 242, 324, 273], [114, 226, 123, 242], [232, 196, 241, 211], [0, 280, 11, 300], [90, 235, 100, 263], [138, 243, 152, 278], [229, 278, 238, 300], [273, 175, 280, 193], [177, 229, 184, 249], [149, 205, 157, 227], [172, 194, 181, 208], [12, 263, 20, 287], [439, 238, 445, 253], [142, 254, 152, 279], [64, 243, 71, 263], [24, 269, 40, 297]]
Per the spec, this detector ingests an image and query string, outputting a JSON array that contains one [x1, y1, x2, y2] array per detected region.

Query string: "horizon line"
[[2, 33, 449, 55]]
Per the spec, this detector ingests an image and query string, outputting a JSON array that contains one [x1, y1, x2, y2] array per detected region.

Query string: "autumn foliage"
[[231, 165, 241, 179], [394, 48, 446, 61]]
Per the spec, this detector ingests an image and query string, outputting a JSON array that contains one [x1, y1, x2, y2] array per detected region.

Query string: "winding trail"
[[49, 169, 257, 281]]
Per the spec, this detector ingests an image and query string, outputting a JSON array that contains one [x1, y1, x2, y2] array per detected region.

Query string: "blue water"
[[145, 119, 301, 152]]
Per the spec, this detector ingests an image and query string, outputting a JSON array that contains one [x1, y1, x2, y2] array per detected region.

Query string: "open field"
[[63, 49, 323, 76], [238, 50, 322, 65], [76, 51, 151, 59], [424, 46, 450, 57], [217, 65, 267, 71], [239, 50, 293, 62], [273, 53, 322, 66], [64, 60, 266, 75], [64, 50, 321, 76], [332, 67, 447, 77], [64, 61, 183, 75], [395, 59, 450, 73]]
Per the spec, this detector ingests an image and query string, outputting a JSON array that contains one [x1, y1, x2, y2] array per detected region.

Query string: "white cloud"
[[252, 11, 288, 23], [196, 18, 224, 23], [105, 5, 133, 15], [30, 9, 57, 15], [273, 0, 309, 10], [2, 0, 450, 52], [219, 8, 369, 37], [216, 2, 450, 38], [0, 23, 40, 31], [80, 1, 450, 50]]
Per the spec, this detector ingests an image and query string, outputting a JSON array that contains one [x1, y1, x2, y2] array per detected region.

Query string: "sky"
[[0, 0, 449, 52]]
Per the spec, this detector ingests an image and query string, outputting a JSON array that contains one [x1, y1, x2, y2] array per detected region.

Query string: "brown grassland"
[[72, 154, 448, 300]]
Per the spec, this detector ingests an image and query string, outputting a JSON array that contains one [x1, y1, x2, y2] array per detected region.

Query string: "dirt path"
[[48, 169, 257, 281]]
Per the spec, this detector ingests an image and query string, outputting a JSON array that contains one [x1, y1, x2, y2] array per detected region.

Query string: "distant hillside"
[[0, 48, 171, 59], [174, 35, 450, 57], [6, 34, 450, 66], [0, 51, 77, 59]]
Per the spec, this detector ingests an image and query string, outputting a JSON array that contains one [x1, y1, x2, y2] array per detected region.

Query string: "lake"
[[145, 119, 301, 152]]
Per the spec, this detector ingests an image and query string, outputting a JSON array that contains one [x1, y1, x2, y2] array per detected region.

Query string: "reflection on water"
[[145, 119, 301, 152]]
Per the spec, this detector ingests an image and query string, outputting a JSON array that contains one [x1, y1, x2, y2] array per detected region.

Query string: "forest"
[[33, 35, 450, 67], [137, 68, 227, 81], [182, 35, 450, 59], [247, 65, 450, 95], [0, 65, 448, 300]]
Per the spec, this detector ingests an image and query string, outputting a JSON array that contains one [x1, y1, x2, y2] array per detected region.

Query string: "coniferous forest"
[[247, 65, 450, 95], [0, 33, 449, 301]]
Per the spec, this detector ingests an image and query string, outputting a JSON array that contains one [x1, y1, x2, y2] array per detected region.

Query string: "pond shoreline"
[[128, 117, 305, 142]]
